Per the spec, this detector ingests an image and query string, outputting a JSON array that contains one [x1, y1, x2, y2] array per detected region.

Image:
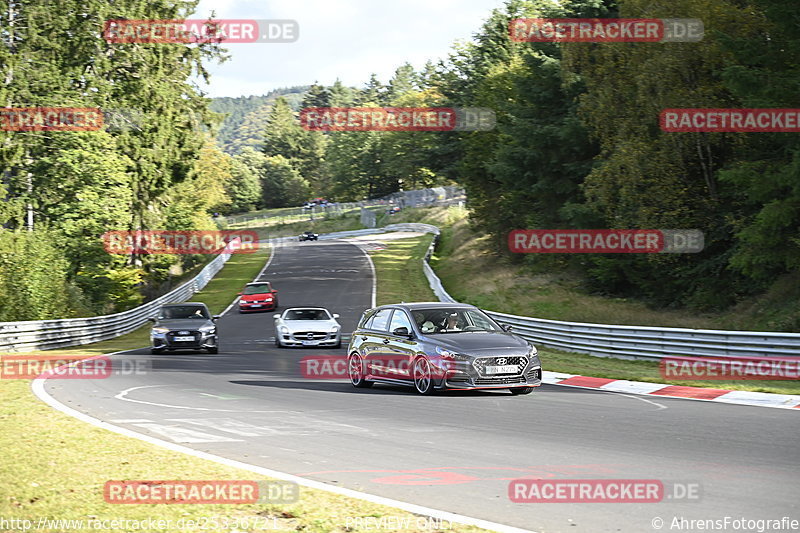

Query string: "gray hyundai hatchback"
[[347, 302, 542, 395]]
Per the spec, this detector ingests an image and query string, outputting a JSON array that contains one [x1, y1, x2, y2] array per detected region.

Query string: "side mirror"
[[392, 326, 411, 337], [501, 324, 512, 332], [147, 317, 156, 323], [237, 292, 242, 296], [212, 315, 221, 321], [332, 313, 340, 319], [272, 290, 278, 294], [273, 314, 281, 319]]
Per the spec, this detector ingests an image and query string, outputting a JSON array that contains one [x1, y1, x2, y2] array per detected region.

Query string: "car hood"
[[154, 319, 214, 330], [282, 319, 337, 331], [427, 331, 530, 355]]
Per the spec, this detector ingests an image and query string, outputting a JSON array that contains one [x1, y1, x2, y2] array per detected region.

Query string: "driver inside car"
[[441, 312, 462, 331]]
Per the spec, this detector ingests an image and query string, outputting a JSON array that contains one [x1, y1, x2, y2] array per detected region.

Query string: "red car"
[[238, 282, 279, 313]]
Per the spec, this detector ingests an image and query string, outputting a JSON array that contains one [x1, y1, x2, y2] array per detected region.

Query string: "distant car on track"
[[299, 231, 318, 241], [274, 307, 342, 348], [347, 302, 541, 395], [238, 281, 279, 312], [149, 302, 220, 354]]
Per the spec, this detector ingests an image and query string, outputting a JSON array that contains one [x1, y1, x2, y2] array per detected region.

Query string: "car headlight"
[[436, 346, 459, 359], [329, 325, 340, 333], [279, 326, 289, 334], [527, 344, 538, 358], [199, 325, 216, 333], [151, 326, 170, 334]]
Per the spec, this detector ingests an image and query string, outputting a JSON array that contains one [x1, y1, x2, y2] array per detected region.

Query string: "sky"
[[191, 0, 507, 98]]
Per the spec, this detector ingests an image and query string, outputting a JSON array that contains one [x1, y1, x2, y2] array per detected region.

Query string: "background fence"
[[224, 186, 466, 227]]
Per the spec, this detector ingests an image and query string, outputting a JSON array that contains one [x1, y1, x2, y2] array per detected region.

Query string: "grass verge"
[[0, 244, 488, 533], [0, 379, 486, 532], [228, 208, 362, 231], [370, 236, 436, 306]]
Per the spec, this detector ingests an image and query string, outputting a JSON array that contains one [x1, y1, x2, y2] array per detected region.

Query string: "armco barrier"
[[0, 248, 236, 353], [410, 225, 800, 361]]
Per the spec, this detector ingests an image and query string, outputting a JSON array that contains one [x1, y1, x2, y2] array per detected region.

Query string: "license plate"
[[173, 336, 195, 342], [301, 340, 318, 346], [250, 304, 262, 308], [485, 364, 517, 375]]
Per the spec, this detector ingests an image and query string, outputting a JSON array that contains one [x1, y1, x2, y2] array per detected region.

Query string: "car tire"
[[348, 353, 373, 388], [412, 356, 436, 395], [150, 347, 164, 355], [206, 346, 219, 354], [275, 337, 283, 348], [510, 387, 534, 395], [333, 340, 341, 349]]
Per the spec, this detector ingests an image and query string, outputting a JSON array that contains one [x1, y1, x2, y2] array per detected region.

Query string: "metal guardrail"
[[0, 250, 235, 353], [413, 225, 800, 361]]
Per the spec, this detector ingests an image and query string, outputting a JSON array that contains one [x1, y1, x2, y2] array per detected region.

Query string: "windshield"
[[284, 309, 330, 320], [411, 308, 501, 334], [158, 306, 209, 320], [243, 283, 272, 295]]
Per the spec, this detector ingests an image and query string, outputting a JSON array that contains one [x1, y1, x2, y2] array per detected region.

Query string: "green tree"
[[225, 158, 262, 213]]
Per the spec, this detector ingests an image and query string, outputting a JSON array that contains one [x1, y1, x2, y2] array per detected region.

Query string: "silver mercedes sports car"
[[274, 307, 342, 348]]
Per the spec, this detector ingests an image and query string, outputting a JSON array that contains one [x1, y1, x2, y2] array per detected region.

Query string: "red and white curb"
[[542, 371, 800, 409]]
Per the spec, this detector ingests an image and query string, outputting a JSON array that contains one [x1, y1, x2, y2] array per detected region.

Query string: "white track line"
[[354, 241, 377, 308], [31, 353, 535, 533]]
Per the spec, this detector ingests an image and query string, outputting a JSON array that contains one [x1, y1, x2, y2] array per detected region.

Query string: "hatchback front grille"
[[473, 356, 528, 377]]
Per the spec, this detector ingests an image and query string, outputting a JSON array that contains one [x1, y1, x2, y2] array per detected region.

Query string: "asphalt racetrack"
[[44, 237, 800, 532]]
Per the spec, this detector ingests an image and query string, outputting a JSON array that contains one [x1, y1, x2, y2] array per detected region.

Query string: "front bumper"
[[434, 356, 542, 390], [151, 330, 217, 350], [239, 299, 276, 312], [279, 331, 340, 346]]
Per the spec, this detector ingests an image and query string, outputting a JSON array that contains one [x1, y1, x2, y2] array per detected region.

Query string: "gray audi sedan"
[[149, 302, 220, 354], [347, 302, 542, 395]]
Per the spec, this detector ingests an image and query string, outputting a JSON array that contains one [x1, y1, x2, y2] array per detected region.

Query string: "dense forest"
[[1, 0, 797, 327], [209, 88, 307, 154], [249, 0, 798, 317]]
